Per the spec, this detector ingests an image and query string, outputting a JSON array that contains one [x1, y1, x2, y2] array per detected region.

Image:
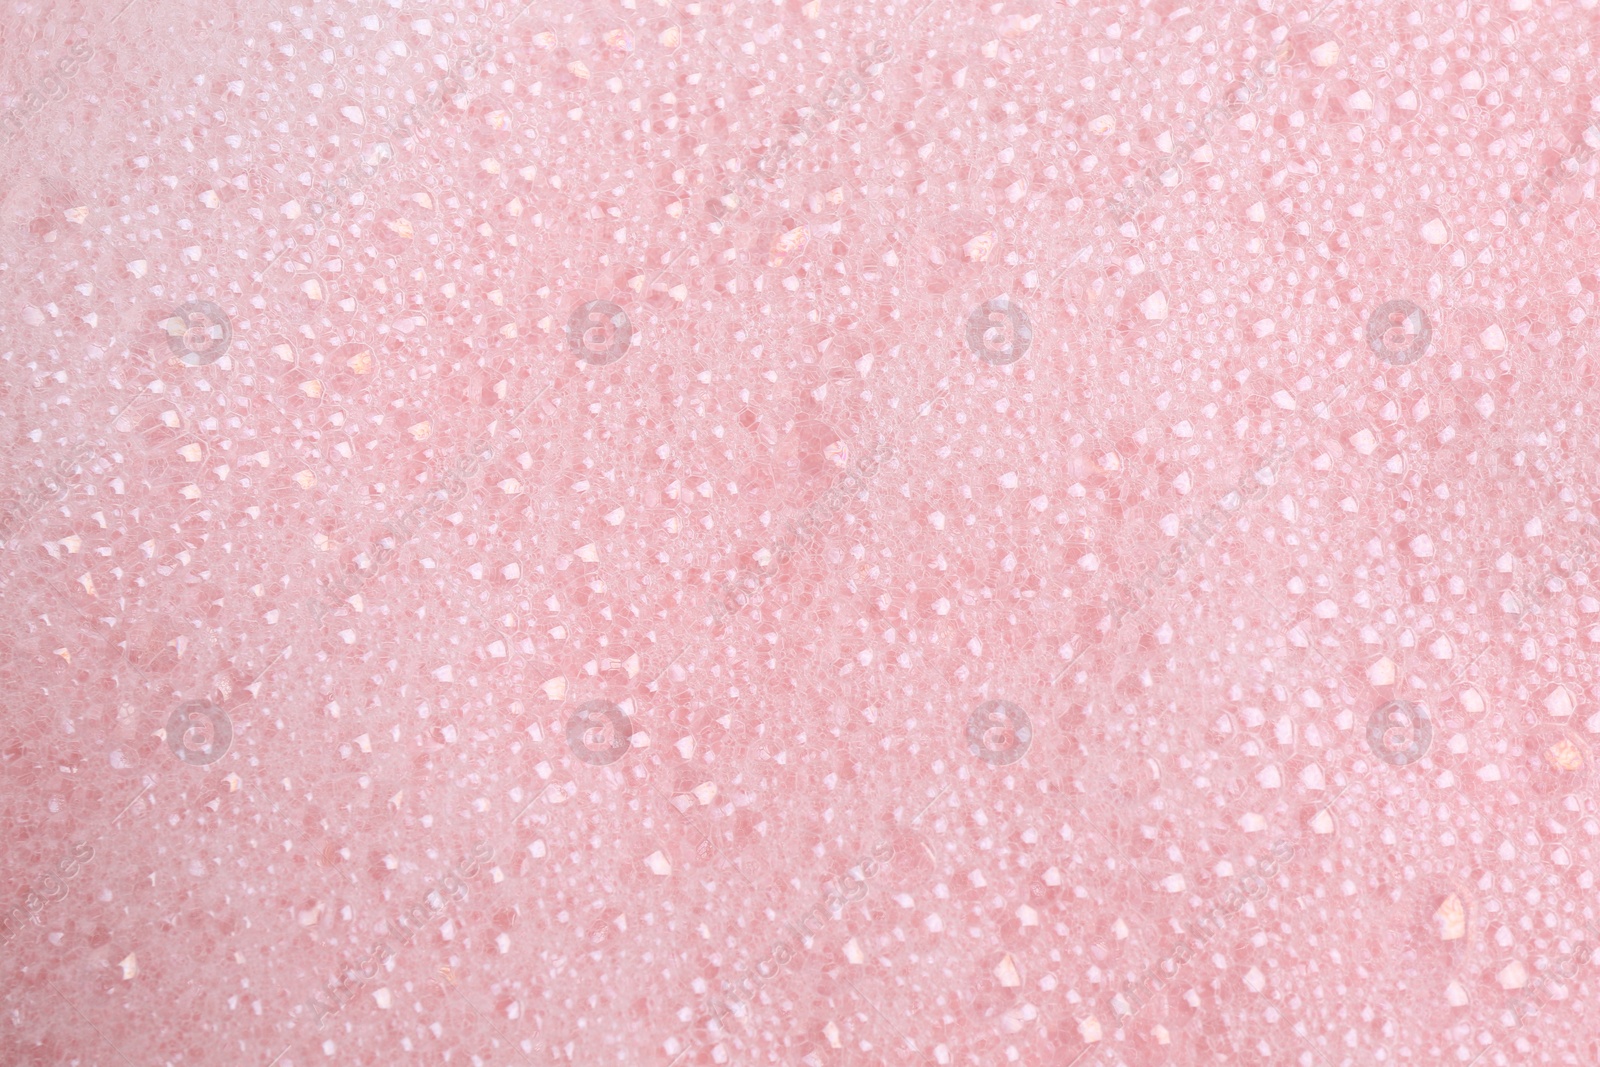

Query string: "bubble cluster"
[[4, 0, 1600, 1064]]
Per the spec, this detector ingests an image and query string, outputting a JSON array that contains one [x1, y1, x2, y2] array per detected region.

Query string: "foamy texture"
[[3, 1, 1600, 1064]]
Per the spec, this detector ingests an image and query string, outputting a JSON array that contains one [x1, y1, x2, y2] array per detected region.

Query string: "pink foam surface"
[[4, 0, 1600, 1064]]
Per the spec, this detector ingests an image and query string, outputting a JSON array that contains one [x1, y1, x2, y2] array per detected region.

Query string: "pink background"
[[4, 0, 1600, 1064]]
